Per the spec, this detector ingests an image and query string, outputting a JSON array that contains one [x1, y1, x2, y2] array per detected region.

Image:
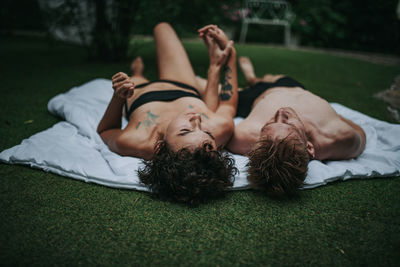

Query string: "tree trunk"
[[90, 0, 138, 62]]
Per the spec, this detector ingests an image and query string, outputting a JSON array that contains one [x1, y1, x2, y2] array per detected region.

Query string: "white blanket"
[[1, 79, 399, 190]]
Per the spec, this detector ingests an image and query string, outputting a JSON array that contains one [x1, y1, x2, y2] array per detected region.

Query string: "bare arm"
[[202, 65, 221, 111], [338, 115, 366, 158], [226, 120, 259, 155], [97, 72, 151, 158], [215, 47, 238, 119], [97, 72, 134, 134], [318, 116, 366, 160], [198, 25, 238, 118], [226, 128, 252, 155], [97, 94, 125, 134], [201, 35, 234, 111]]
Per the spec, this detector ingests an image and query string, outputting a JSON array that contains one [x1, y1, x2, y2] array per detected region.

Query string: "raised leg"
[[153, 22, 200, 92], [239, 56, 284, 85], [129, 56, 149, 85], [239, 56, 260, 86]]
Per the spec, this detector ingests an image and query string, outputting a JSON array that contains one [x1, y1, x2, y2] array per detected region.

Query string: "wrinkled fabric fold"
[[1, 79, 399, 191]]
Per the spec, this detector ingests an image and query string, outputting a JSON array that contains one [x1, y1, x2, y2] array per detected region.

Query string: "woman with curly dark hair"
[[97, 23, 238, 205]]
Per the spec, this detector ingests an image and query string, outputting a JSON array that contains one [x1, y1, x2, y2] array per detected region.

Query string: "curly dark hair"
[[138, 141, 237, 206], [247, 135, 309, 197]]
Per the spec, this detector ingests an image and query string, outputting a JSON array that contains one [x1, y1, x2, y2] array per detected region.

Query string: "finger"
[[197, 25, 217, 33], [121, 88, 132, 98], [223, 40, 234, 56], [127, 88, 134, 98], [122, 82, 134, 90], [111, 72, 126, 80], [112, 73, 128, 83], [111, 72, 121, 80], [113, 76, 128, 85], [210, 28, 223, 37], [116, 83, 134, 97], [124, 86, 135, 98], [114, 80, 134, 92], [198, 32, 207, 39], [204, 33, 215, 47], [113, 78, 130, 89], [198, 31, 207, 38], [197, 25, 212, 33], [226, 40, 234, 50], [207, 29, 220, 40]]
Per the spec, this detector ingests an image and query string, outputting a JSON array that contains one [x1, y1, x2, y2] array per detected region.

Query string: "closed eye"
[[178, 129, 191, 136], [204, 131, 215, 140], [177, 129, 215, 140]]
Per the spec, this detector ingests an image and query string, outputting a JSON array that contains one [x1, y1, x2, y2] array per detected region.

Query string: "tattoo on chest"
[[188, 105, 209, 120], [136, 110, 159, 130], [220, 66, 233, 101]]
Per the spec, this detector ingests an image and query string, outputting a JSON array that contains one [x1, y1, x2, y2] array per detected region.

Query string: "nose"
[[275, 108, 288, 123], [189, 113, 202, 127]]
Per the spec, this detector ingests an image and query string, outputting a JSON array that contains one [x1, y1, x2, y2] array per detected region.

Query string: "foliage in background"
[[290, 0, 400, 53], [0, 0, 45, 32], [1, 36, 400, 266], [1, 0, 399, 56], [131, 0, 235, 37], [39, 0, 139, 62]]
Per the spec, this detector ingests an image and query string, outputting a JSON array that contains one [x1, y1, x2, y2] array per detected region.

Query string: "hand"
[[203, 33, 233, 68], [198, 25, 229, 50], [111, 72, 135, 99]]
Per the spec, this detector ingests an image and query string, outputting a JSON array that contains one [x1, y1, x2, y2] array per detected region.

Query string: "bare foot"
[[130, 56, 144, 76], [239, 57, 258, 85]]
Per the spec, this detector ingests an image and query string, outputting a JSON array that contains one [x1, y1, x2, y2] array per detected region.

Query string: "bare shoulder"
[[319, 117, 366, 160], [209, 114, 235, 148], [115, 129, 155, 160], [227, 120, 259, 155]]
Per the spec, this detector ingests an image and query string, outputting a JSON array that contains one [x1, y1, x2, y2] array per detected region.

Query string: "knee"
[[153, 22, 172, 33], [262, 74, 284, 82]]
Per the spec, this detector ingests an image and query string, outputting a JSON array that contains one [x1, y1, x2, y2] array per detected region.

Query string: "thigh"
[[153, 23, 200, 91]]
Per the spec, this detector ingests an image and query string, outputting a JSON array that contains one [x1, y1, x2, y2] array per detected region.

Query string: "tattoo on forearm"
[[136, 110, 159, 130], [219, 66, 233, 101]]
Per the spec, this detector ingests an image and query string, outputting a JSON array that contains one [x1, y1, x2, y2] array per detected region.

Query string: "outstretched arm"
[[201, 34, 234, 111], [216, 47, 238, 119], [198, 25, 238, 118]]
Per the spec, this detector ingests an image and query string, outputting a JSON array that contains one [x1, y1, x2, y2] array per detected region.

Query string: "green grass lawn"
[[1, 36, 400, 266]]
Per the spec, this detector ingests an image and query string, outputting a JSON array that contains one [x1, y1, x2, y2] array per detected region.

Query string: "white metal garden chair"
[[239, 0, 294, 46]]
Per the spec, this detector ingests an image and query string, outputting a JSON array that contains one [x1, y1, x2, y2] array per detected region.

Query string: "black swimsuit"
[[236, 76, 306, 118], [125, 80, 201, 120]]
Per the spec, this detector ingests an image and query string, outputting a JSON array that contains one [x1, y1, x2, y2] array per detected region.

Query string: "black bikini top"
[[125, 80, 201, 120]]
